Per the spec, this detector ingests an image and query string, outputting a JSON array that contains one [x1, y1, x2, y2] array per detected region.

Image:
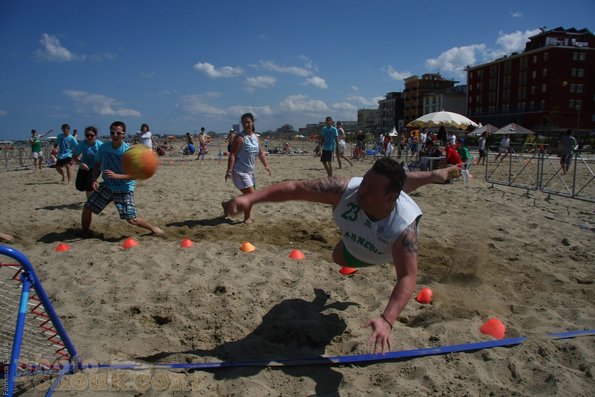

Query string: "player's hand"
[[363, 317, 392, 355]]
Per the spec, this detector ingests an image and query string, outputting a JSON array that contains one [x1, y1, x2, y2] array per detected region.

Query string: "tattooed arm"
[[222, 176, 349, 217], [365, 220, 419, 354]]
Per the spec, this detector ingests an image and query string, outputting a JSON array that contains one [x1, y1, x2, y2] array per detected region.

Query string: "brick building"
[[467, 27, 594, 132]]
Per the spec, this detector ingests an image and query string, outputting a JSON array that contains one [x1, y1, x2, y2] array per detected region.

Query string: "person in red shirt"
[[445, 144, 462, 167]]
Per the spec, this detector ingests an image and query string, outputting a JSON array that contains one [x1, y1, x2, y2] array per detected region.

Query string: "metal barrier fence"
[[485, 147, 594, 203]]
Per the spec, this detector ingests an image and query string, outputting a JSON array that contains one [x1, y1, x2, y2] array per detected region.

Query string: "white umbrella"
[[407, 111, 478, 130]]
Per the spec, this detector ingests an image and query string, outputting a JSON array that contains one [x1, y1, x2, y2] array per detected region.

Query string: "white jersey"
[[332, 177, 422, 265]]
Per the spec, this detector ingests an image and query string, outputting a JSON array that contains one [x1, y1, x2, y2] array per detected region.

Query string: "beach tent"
[[466, 124, 498, 136], [388, 127, 398, 137], [492, 123, 535, 135]]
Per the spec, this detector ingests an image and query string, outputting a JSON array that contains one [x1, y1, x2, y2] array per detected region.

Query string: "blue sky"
[[0, 0, 593, 140]]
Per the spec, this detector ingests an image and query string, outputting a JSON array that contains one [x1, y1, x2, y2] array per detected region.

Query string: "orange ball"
[[123, 145, 159, 180]]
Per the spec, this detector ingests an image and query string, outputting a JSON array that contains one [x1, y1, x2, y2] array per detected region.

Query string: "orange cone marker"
[[55, 243, 71, 252], [122, 237, 139, 249], [180, 238, 193, 248], [288, 249, 305, 260], [240, 241, 256, 253], [480, 318, 506, 339], [415, 287, 433, 304], [339, 266, 358, 276]]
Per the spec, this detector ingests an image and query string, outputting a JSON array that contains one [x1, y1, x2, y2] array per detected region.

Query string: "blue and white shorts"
[[85, 184, 137, 219]]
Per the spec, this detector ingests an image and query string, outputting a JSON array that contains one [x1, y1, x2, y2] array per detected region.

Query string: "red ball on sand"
[[123, 145, 160, 180], [480, 318, 506, 339], [339, 266, 357, 276], [122, 237, 139, 249], [288, 249, 305, 259], [55, 243, 70, 252], [415, 287, 433, 304]]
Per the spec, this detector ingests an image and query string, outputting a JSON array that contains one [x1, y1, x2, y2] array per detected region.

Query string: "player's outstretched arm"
[[222, 176, 349, 217]]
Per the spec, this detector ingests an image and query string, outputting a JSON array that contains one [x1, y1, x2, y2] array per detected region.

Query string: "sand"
[[1, 148, 594, 396]]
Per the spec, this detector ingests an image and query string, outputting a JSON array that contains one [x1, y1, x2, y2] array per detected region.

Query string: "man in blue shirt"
[[81, 121, 163, 237], [55, 123, 78, 183], [321, 116, 339, 177]]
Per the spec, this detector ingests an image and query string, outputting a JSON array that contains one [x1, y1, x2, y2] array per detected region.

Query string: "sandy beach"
[[1, 149, 594, 396]]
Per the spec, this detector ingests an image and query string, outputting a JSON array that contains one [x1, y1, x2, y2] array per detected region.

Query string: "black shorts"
[[321, 150, 333, 162], [479, 149, 486, 158], [75, 169, 93, 192], [55, 157, 72, 167]]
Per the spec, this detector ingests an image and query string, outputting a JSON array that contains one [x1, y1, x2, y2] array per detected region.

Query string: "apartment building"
[[467, 27, 594, 132]]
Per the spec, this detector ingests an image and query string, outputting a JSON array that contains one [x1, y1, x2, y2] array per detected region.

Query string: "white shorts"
[[32, 151, 42, 159], [231, 171, 255, 190]]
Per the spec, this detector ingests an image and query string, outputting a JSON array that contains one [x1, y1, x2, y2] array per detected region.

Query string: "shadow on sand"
[[140, 289, 358, 396]]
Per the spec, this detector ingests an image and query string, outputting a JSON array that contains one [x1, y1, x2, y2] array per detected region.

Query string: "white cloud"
[[0, 109, 7, 117], [279, 95, 329, 113], [259, 60, 312, 77], [386, 66, 411, 81], [63, 90, 141, 117], [304, 76, 327, 89], [193, 62, 243, 78], [331, 102, 358, 112], [34, 33, 82, 62], [347, 95, 381, 107], [426, 44, 486, 78], [511, 11, 522, 18], [493, 29, 541, 56], [228, 105, 274, 118], [351, 85, 359, 91], [424, 29, 541, 79], [178, 95, 226, 116], [244, 75, 277, 92]]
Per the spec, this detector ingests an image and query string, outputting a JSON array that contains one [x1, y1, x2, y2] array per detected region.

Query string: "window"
[[520, 57, 528, 70], [571, 68, 577, 77], [577, 84, 583, 93], [518, 71, 527, 85], [533, 55, 537, 63], [540, 100, 546, 111], [542, 68, 547, 77], [530, 101, 535, 111], [503, 89, 510, 101], [568, 100, 575, 109], [570, 84, 576, 93], [531, 86, 535, 95], [542, 84, 547, 93], [576, 100, 582, 110], [572, 52, 578, 61], [578, 68, 584, 77], [579, 52, 586, 61], [532, 70, 537, 79], [543, 52, 548, 61], [518, 86, 527, 100]]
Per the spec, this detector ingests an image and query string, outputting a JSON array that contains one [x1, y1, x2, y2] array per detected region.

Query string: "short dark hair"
[[61, 124, 70, 130], [141, 123, 150, 131], [85, 126, 97, 135], [110, 121, 126, 132], [371, 157, 406, 195]]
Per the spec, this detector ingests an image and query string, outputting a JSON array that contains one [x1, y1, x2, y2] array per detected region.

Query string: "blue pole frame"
[[1, 245, 79, 395]]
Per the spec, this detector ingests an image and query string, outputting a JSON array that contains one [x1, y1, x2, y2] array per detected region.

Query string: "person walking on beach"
[[559, 129, 577, 175], [198, 127, 208, 160], [477, 131, 487, 165], [493, 134, 511, 165], [55, 124, 78, 183], [225, 113, 271, 224], [29, 128, 53, 170], [73, 126, 103, 198], [138, 123, 154, 150], [81, 121, 164, 237], [321, 116, 339, 177], [336, 121, 353, 169], [223, 157, 460, 354]]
